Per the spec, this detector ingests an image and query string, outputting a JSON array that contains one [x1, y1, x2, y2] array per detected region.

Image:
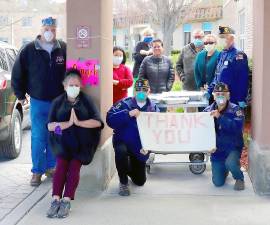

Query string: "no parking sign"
[[76, 26, 90, 48]]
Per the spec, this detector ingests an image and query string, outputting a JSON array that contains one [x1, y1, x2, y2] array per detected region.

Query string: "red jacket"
[[113, 64, 133, 103]]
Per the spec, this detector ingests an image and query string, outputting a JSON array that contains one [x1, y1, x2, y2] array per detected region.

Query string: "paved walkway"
[[16, 155, 270, 225]]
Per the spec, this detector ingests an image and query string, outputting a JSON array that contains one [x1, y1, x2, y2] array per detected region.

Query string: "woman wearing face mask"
[[194, 34, 220, 92], [132, 28, 154, 81], [113, 46, 133, 103], [46, 69, 104, 218]]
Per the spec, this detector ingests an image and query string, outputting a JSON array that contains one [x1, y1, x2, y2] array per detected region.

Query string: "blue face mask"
[[194, 38, 204, 48], [143, 36, 153, 43], [136, 91, 147, 102], [216, 95, 227, 106]]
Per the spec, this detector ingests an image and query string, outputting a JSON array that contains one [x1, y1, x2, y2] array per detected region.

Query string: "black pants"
[[113, 141, 146, 186]]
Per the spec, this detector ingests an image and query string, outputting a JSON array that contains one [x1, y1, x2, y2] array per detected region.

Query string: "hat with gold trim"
[[213, 82, 230, 93], [135, 79, 150, 91], [219, 26, 235, 36]]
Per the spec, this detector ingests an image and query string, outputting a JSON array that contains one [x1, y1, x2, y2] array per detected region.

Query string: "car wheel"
[[0, 109, 22, 159]]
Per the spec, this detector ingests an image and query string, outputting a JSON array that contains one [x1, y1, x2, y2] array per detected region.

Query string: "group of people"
[[111, 26, 248, 196], [10, 15, 249, 219]]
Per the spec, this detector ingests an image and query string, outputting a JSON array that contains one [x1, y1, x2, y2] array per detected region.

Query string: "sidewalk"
[[16, 154, 270, 225]]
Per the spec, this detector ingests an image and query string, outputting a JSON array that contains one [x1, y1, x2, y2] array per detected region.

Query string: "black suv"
[[0, 41, 30, 159]]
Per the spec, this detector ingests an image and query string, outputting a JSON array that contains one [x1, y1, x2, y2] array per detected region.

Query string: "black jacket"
[[11, 37, 66, 101], [48, 92, 104, 165], [138, 55, 175, 94], [132, 41, 151, 78]]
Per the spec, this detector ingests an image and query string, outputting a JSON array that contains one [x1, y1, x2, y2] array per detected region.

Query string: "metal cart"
[[146, 91, 210, 175]]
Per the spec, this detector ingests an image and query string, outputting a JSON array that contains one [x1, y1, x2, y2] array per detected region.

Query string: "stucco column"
[[66, 0, 115, 190], [249, 0, 270, 195]]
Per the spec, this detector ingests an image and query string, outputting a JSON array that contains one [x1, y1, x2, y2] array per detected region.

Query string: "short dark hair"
[[113, 46, 126, 65], [152, 39, 163, 47], [63, 68, 82, 84]]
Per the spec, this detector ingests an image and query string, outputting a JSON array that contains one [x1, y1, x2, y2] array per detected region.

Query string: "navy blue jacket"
[[106, 97, 159, 162], [12, 36, 66, 101], [204, 101, 244, 161], [207, 46, 249, 105]]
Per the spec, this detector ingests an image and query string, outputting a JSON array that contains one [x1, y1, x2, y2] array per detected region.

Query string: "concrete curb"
[[0, 179, 52, 225]]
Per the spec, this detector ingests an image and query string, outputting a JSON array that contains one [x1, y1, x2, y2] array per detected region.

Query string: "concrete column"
[[66, 0, 115, 191], [249, 0, 270, 195]]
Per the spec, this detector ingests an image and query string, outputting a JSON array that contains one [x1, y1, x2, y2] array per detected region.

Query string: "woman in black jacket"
[[46, 69, 104, 218]]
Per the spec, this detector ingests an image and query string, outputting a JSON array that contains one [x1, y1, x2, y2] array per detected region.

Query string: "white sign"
[[76, 26, 90, 48], [137, 112, 216, 153]]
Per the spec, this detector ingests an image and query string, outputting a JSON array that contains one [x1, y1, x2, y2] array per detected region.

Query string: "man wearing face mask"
[[106, 79, 159, 196], [176, 29, 205, 91], [11, 17, 66, 186], [204, 83, 245, 191], [205, 26, 249, 108], [132, 28, 154, 80]]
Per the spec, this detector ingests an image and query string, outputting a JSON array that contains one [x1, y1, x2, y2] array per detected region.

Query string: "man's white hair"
[[192, 29, 204, 37]]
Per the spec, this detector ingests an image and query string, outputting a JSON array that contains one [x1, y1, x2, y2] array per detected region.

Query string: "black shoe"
[[234, 179, 245, 191], [119, 183, 130, 196]]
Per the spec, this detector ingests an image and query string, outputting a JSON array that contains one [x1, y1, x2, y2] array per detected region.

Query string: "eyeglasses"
[[204, 41, 215, 45]]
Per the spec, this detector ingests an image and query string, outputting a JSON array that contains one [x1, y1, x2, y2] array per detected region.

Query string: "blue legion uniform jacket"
[[106, 97, 160, 162], [204, 102, 244, 161], [207, 46, 249, 105]]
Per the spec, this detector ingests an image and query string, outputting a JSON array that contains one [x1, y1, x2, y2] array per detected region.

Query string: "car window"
[[0, 48, 8, 71], [6, 48, 17, 69]]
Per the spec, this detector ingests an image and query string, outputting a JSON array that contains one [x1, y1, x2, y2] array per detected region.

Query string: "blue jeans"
[[30, 98, 56, 174], [211, 151, 244, 187]]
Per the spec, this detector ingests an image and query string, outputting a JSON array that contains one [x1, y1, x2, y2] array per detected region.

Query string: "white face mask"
[[219, 38, 227, 49], [44, 31, 54, 42], [205, 44, 215, 52], [66, 86, 80, 99], [113, 56, 123, 66]]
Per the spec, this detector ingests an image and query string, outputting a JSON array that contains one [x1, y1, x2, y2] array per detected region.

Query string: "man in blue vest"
[[106, 79, 159, 196], [204, 82, 245, 190], [205, 26, 249, 108]]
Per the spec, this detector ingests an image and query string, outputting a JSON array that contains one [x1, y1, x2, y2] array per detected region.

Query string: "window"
[[0, 37, 8, 43], [239, 11, 245, 51], [202, 22, 212, 35], [22, 17, 32, 27], [124, 33, 129, 50], [0, 49, 8, 71], [183, 24, 192, 45], [0, 16, 8, 26], [6, 48, 17, 68]]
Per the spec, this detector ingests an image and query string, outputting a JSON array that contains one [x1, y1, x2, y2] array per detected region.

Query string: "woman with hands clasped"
[[46, 69, 104, 218]]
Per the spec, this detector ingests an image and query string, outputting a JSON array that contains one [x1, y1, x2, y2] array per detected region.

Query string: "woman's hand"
[[72, 108, 81, 126], [210, 110, 221, 119], [113, 80, 119, 86]]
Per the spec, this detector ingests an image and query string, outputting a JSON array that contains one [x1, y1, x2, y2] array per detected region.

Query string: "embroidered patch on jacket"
[[115, 102, 122, 109], [236, 54, 244, 60], [236, 110, 244, 117]]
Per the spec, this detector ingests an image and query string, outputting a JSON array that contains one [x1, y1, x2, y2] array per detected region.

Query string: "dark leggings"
[[52, 157, 82, 200], [113, 142, 146, 186]]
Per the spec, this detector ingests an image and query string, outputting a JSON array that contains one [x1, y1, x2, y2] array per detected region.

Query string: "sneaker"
[[57, 199, 71, 218], [119, 183, 130, 196], [47, 199, 60, 218], [234, 179, 245, 191], [30, 173, 42, 186], [45, 168, 55, 178]]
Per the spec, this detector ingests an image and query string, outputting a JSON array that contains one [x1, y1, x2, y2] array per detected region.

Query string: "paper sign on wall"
[[67, 59, 100, 87], [137, 112, 216, 153]]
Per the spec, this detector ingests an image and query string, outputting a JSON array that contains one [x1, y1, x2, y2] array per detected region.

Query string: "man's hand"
[[113, 80, 119, 86], [129, 109, 140, 118], [210, 148, 217, 154], [18, 98, 28, 105], [140, 149, 149, 155], [210, 110, 221, 118]]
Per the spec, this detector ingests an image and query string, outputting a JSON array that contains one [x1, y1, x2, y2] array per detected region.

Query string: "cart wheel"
[[189, 160, 206, 175], [189, 153, 205, 161], [146, 165, 151, 174]]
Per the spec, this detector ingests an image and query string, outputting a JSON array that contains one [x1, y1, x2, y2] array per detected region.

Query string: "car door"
[[5, 48, 30, 129]]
